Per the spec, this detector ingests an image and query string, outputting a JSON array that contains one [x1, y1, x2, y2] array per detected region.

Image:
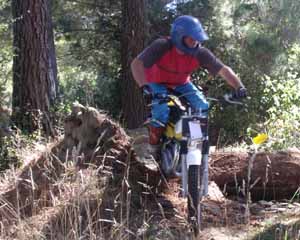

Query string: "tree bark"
[[209, 150, 300, 200], [120, 0, 146, 129], [11, 0, 58, 136]]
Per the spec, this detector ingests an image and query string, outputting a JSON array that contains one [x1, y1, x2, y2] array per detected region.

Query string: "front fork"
[[200, 139, 209, 197], [181, 139, 210, 198], [181, 154, 188, 197]]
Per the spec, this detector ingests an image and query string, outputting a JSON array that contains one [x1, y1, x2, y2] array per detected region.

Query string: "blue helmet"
[[170, 15, 208, 55]]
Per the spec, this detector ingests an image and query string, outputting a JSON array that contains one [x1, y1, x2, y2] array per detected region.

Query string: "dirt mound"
[[0, 103, 166, 239]]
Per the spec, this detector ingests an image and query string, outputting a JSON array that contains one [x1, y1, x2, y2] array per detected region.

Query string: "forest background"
[[1, 0, 300, 169]]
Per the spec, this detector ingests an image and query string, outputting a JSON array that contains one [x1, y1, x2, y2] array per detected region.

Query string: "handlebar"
[[148, 91, 245, 108], [207, 93, 245, 106]]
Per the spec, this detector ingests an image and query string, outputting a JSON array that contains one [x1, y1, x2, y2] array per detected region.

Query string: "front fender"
[[186, 149, 202, 168]]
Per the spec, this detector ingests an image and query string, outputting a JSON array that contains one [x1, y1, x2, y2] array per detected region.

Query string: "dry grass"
[[0, 112, 187, 240], [1, 144, 300, 240], [1, 108, 300, 239]]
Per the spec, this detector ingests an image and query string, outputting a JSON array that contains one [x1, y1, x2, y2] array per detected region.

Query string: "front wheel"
[[188, 165, 201, 235]]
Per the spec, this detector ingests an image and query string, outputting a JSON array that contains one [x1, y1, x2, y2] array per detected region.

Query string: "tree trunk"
[[209, 150, 300, 200], [46, 0, 59, 102], [120, 0, 146, 129], [11, 0, 58, 136]]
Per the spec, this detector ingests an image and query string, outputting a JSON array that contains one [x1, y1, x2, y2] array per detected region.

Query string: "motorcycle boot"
[[143, 125, 165, 162]]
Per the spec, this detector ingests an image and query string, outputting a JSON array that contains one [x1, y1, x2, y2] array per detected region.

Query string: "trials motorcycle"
[[144, 87, 243, 235]]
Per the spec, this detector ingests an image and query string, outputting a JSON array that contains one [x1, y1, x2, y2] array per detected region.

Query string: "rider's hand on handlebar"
[[141, 85, 153, 104], [235, 87, 247, 99]]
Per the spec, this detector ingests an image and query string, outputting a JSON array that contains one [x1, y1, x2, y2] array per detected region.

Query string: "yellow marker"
[[252, 133, 268, 145]]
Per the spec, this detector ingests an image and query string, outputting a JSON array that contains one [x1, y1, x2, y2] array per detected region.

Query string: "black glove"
[[141, 85, 153, 104], [235, 87, 247, 99]]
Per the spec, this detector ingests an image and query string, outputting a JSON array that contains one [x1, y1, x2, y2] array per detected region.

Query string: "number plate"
[[188, 121, 203, 140]]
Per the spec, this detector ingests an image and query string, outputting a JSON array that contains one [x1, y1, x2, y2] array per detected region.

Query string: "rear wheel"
[[188, 165, 201, 235]]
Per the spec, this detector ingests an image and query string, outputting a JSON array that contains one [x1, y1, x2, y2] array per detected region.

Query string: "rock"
[[202, 201, 222, 216], [250, 203, 265, 215], [293, 202, 300, 207], [258, 200, 274, 207], [206, 181, 226, 202]]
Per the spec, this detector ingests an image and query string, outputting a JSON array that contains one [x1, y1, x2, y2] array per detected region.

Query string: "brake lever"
[[223, 93, 244, 105]]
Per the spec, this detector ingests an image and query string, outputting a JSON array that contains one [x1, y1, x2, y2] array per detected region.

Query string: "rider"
[[131, 15, 247, 160]]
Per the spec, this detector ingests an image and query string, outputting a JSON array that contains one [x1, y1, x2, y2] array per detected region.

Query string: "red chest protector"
[[145, 46, 199, 88]]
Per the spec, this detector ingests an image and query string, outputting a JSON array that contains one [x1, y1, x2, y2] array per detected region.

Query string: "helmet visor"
[[192, 28, 209, 43]]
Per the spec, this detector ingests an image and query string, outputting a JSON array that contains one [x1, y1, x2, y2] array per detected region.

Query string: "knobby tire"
[[188, 165, 201, 235]]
